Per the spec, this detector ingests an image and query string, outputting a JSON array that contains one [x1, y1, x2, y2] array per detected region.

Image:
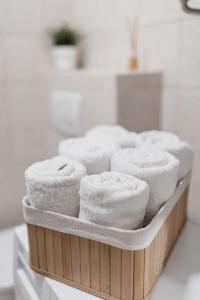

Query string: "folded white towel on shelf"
[[79, 172, 149, 229], [111, 147, 180, 221], [58, 137, 120, 175], [86, 125, 139, 148], [137, 130, 194, 180], [25, 156, 86, 217]]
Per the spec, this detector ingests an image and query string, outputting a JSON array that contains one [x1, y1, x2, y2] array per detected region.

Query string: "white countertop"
[[150, 221, 200, 300]]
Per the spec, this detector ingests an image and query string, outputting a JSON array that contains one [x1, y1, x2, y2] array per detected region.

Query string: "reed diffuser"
[[127, 18, 139, 70]]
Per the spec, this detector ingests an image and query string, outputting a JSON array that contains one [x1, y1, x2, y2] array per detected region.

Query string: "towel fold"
[[86, 125, 139, 148], [79, 171, 149, 229], [25, 156, 86, 217], [111, 148, 180, 220], [58, 137, 120, 175], [137, 130, 194, 180]]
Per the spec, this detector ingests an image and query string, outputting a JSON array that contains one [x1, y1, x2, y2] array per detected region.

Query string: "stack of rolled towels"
[[25, 125, 194, 229]]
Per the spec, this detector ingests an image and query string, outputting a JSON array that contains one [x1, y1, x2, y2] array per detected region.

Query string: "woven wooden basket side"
[[27, 188, 188, 300]]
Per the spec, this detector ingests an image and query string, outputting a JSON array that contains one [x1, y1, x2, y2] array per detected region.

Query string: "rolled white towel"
[[138, 130, 194, 180], [79, 172, 149, 229], [25, 156, 86, 217], [86, 125, 139, 148], [111, 147, 180, 220], [58, 137, 119, 175]]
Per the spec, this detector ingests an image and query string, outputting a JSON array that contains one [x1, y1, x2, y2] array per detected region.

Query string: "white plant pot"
[[53, 46, 78, 70]]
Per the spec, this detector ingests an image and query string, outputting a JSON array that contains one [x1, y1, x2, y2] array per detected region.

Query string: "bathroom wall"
[[66, 0, 200, 224], [138, 0, 200, 224], [0, 0, 141, 228], [0, 0, 200, 227], [0, 0, 64, 228]]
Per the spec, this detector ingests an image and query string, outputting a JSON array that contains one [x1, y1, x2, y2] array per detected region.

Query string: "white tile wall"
[[0, 126, 15, 182], [1, 0, 200, 227], [0, 86, 9, 127], [83, 29, 132, 70], [1, 0, 44, 35], [73, 0, 112, 33], [191, 150, 200, 183], [0, 179, 23, 228], [188, 180, 200, 224], [116, 0, 142, 19], [0, 34, 61, 227], [43, 0, 75, 29], [0, 83, 61, 227], [12, 128, 47, 169], [139, 4, 200, 223], [73, 0, 141, 34], [45, 128, 64, 157], [0, 0, 6, 35], [0, 39, 5, 81], [7, 84, 48, 130], [178, 19, 200, 88], [65, 0, 194, 223], [140, 0, 182, 25], [160, 88, 177, 132], [139, 23, 181, 86], [3, 36, 46, 82], [174, 89, 200, 150]]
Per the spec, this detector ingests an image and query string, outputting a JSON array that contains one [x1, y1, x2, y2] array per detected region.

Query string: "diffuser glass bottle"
[[128, 18, 139, 71]]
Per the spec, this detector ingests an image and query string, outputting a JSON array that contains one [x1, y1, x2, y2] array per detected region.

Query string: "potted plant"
[[51, 25, 80, 70]]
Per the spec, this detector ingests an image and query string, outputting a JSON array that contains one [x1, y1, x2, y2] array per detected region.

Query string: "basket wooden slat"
[[62, 233, 72, 280], [45, 229, 55, 274], [111, 247, 121, 298], [80, 237, 90, 287], [90, 240, 101, 291], [27, 187, 188, 300]]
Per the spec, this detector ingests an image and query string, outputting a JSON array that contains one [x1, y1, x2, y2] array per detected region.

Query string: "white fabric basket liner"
[[23, 173, 190, 251]]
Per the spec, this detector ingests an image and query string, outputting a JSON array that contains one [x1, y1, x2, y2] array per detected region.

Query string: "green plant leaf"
[[52, 25, 79, 46]]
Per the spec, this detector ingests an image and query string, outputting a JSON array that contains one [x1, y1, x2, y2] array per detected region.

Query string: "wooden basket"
[[25, 183, 189, 300]]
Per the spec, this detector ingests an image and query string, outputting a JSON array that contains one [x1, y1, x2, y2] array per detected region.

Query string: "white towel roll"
[[25, 156, 86, 217], [58, 137, 120, 175], [79, 172, 149, 229], [138, 130, 194, 180], [111, 147, 180, 220], [86, 125, 139, 148]]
